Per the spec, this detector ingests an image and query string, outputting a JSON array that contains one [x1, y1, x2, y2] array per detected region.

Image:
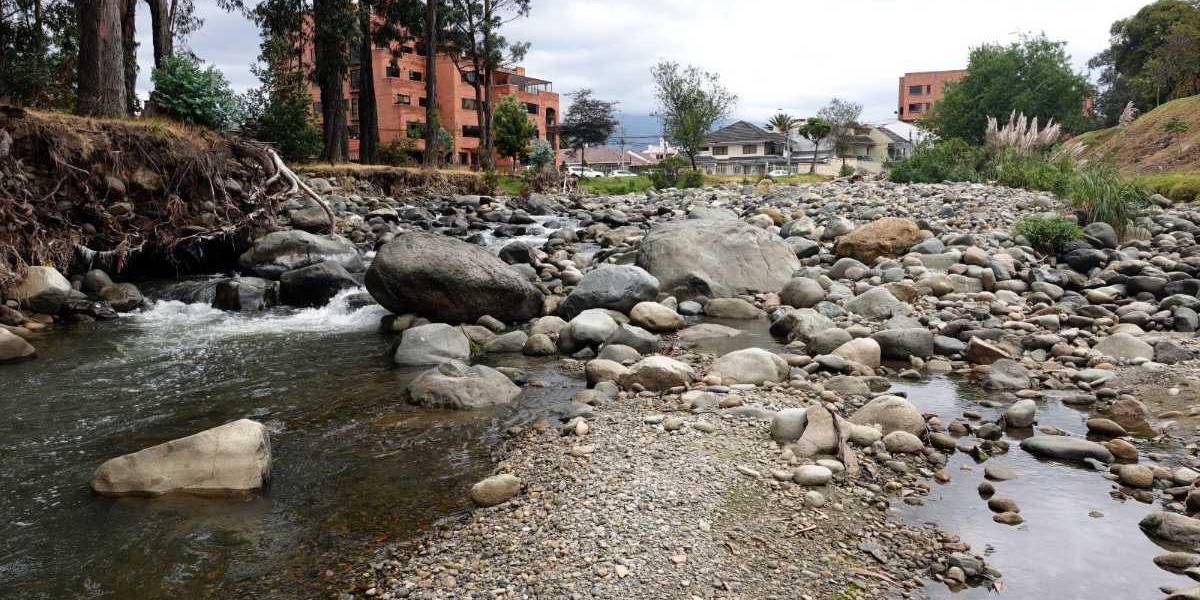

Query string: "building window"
[[908, 103, 924, 113], [462, 97, 479, 110], [742, 144, 757, 154], [386, 59, 400, 78], [460, 71, 477, 84], [313, 101, 322, 116], [400, 45, 414, 54], [418, 96, 428, 107], [409, 70, 423, 81], [713, 145, 728, 156], [396, 94, 411, 105], [415, 44, 427, 57], [407, 120, 423, 139], [350, 97, 359, 121], [462, 125, 481, 138], [765, 142, 778, 155], [700, 146, 709, 152], [526, 102, 539, 114], [350, 67, 361, 91], [348, 124, 359, 140], [908, 85, 923, 95]]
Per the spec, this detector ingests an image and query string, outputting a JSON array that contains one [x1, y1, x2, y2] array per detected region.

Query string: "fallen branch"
[[264, 148, 336, 233]]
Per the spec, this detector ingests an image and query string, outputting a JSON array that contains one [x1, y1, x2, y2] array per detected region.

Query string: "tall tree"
[[77, 0, 128, 117], [797, 117, 831, 174], [121, 0, 139, 115], [765, 112, 799, 170], [558, 89, 618, 167], [423, 0, 439, 167], [312, 0, 357, 162], [357, 1, 379, 163], [493, 94, 536, 172], [444, 0, 530, 170], [924, 34, 1091, 144], [817, 98, 862, 167], [1089, 0, 1200, 124], [1, 0, 78, 108], [650, 60, 737, 170]]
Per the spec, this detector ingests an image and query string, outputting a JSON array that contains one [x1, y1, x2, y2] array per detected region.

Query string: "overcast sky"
[[137, 0, 1151, 134]]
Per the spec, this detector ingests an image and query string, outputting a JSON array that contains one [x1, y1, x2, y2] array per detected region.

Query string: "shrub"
[[988, 150, 1075, 195], [888, 139, 986, 183], [1066, 164, 1149, 237], [149, 55, 239, 130], [648, 155, 704, 189], [838, 163, 855, 177], [1163, 116, 1190, 135], [1133, 174, 1200, 203], [481, 170, 501, 194], [1169, 180, 1200, 203], [520, 166, 561, 194], [528, 138, 555, 170], [1013, 215, 1082, 253], [375, 137, 416, 166]]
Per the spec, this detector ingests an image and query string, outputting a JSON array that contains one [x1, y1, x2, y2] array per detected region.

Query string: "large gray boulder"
[[618, 356, 695, 391], [986, 358, 1031, 389], [844, 287, 901, 319], [779, 277, 825, 308], [97, 283, 144, 312], [91, 419, 271, 496], [393, 323, 471, 366], [366, 232, 543, 323], [708, 348, 789, 385], [560, 265, 659, 319], [848, 395, 924, 436], [212, 277, 278, 312], [408, 360, 521, 409], [8, 266, 72, 313], [1094, 333, 1154, 362], [239, 230, 363, 279], [636, 220, 799, 298], [872, 328, 934, 359], [1020, 435, 1113, 463]]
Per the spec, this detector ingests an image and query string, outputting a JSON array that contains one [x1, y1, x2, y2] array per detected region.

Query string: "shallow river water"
[[0, 289, 582, 599], [894, 378, 1193, 599]]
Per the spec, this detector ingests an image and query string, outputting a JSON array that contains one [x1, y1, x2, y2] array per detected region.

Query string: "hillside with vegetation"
[[1075, 95, 1200, 176]]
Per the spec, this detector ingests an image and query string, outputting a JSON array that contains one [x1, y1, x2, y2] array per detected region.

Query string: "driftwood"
[[263, 147, 336, 233]]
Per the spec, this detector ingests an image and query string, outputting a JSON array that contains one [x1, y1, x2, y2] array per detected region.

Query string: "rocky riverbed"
[[6, 175, 1200, 599]]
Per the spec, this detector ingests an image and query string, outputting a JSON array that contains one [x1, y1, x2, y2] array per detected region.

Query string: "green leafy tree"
[[924, 34, 1092, 144], [797, 117, 831, 174], [765, 113, 799, 170], [149, 54, 239, 129], [528, 138, 554, 170], [493, 94, 537, 172], [1090, 0, 1200, 124], [0, 0, 78, 109], [559, 88, 618, 166], [817, 97, 862, 167], [241, 71, 323, 162], [651, 60, 737, 169]]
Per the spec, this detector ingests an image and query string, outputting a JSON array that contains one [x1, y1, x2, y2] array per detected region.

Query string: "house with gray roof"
[[695, 120, 833, 175]]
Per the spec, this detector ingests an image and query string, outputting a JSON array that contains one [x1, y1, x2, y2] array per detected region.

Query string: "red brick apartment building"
[[897, 69, 967, 122], [306, 33, 559, 167]]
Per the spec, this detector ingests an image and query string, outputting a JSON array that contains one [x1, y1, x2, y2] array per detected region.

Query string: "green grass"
[[579, 175, 653, 195], [1133, 173, 1200, 203], [495, 175, 524, 196]]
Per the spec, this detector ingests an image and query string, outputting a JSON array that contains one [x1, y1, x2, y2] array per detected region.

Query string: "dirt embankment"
[[0, 108, 490, 292], [1076, 95, 1200, 176]]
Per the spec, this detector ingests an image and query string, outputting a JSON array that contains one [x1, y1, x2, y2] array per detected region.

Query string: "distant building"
[[302, 19, 558, 167], [897, 69, 967, 122], [696, 120, 832, 176], [557, 146, 657, 173]]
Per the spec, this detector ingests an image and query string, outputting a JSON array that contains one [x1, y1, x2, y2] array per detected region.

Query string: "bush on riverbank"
[[1013, 215, 1082, 253]]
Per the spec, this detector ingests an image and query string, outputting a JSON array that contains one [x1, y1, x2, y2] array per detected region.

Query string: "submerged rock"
[[91, 419, 271, 496], [0, 328, 36, 362]]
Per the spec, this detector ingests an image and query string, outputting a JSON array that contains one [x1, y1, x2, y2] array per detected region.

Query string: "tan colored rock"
[[834, 217, 922, 264], [469, 474, 521, 506], [91, 419, 271, 496], [0, 328, 36, 362]]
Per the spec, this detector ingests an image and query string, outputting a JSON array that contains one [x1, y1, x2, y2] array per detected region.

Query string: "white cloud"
[[147, 0, 1151, 124]]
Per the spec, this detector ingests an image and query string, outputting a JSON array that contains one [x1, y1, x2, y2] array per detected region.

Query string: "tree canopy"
[[493, 94, 538, 171], [924, 34, 1092, 144], [651, 60, 737, 169], [797, 117, 831, 174], [817, 98, 863, 165], [559, 88, 619, 164], [1089, 0, 1200, 124]]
